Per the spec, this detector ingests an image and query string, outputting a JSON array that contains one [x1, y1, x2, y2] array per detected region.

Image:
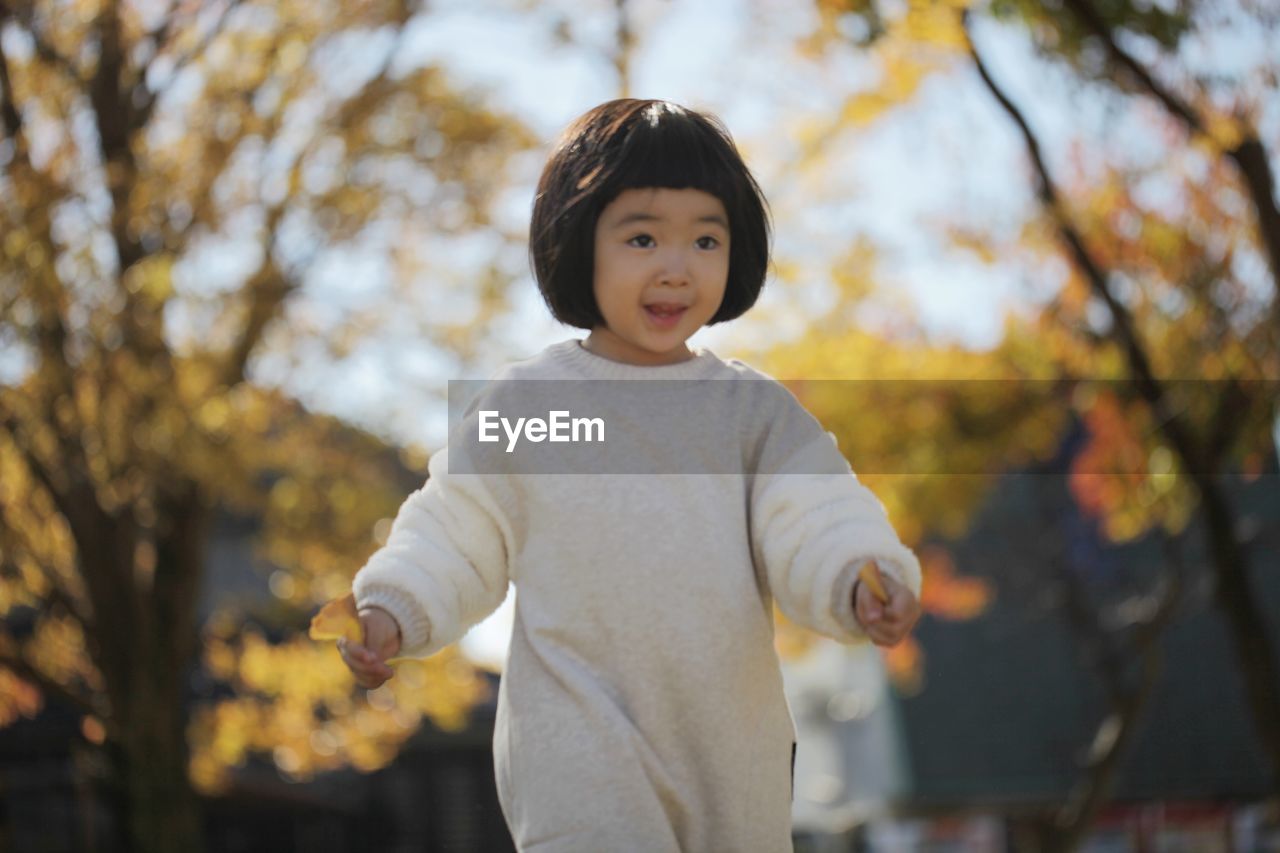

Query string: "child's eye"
[[627, 234, 655, 248], [696, 236, 721, 250]]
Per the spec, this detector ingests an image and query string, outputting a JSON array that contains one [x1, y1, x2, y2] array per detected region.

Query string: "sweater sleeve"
[[352, 445, 513, 659], [749, 425, 922, 645]]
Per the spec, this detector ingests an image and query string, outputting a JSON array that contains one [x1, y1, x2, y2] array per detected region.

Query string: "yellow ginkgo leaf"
[[310, 593, 414, 665], [309, 593, 362, 644], [859, 560, 889, 603]]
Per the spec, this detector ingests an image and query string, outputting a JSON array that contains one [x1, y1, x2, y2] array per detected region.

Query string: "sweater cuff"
[[831, 559, 871, 643], [354, 584, 433, 658]]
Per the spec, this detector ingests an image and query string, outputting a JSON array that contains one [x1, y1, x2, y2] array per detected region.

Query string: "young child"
[[337, 99, 922, 852]]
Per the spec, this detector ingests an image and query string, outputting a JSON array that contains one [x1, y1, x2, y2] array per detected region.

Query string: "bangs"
[[600, 104, 742, 207]]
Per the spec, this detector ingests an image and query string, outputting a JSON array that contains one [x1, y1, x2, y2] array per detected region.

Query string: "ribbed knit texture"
[[353, 339, 921, 852]]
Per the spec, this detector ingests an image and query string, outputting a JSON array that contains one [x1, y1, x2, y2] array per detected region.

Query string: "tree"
[[777, 0, 1278, 843], [0, 1, 535, 851], [961, 0, 1280, 791]]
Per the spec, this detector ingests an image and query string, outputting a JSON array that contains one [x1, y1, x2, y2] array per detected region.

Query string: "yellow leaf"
[[309, 593, 361, 643], [309, 593, 413, 664], [859, 560, 889, 603]]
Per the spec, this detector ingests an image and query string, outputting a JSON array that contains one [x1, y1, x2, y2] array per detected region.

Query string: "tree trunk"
[[1196, 476, 1280, 789], [99, 489, 211, 853], [103, 672, 205, 853]]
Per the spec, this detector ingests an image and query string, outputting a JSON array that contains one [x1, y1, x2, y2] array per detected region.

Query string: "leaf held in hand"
[[310, 593, 362, 643], [311, 593, 412, 665], [859, 560, 889, 603]]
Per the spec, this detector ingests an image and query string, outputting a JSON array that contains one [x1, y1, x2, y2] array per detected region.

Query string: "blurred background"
[[0, 0, 1277, 850]]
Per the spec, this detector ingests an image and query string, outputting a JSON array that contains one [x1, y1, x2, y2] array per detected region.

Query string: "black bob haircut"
[[530, 99, 772, 330]]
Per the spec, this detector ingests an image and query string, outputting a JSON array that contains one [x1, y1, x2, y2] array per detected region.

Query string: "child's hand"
[[337, 606, 402, 689], [854, 568, 921, 647]]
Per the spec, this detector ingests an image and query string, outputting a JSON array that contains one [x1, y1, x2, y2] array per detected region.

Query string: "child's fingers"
[[855, 581, 885, 619], [340, 638, 383, 668], [875, 606, 914, 638], [869, 628, 905, 647], [866, 616, 909, 646], [337, 639, 394, 685], [880, 576, 920, 621], [866, 599, 920, 647]]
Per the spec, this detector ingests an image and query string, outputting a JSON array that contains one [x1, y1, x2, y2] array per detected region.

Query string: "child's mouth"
[[644, 304, 687, 329]]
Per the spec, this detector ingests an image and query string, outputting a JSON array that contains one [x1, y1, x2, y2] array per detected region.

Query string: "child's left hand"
[[853, 566, 921, 647]]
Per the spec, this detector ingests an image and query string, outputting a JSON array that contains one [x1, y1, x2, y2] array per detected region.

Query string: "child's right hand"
[[853, 565, 921, 647], [337, 606, 402, 689]]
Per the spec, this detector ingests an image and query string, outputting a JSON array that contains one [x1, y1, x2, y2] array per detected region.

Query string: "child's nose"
[[658, 249, 692, 284]]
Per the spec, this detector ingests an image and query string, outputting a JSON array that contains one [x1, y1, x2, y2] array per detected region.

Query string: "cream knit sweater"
[[353, 339, 921, 852]]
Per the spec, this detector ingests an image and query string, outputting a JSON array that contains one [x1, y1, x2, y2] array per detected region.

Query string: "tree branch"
[[136, 0, 245, 128], [1053, 538, 1184, 846], [0, 402, 73, 521], [1059, 0, 1203, 132], [221, 243, 293, 388], [1032, 483, 1186, 851], [0, 641, 98, 718], [0, 10, 84, 208], [1060, 0, 1280, 325], [0, 32, 96, 443], [0, 526, 95, 634], [0, 397, 139, 706], [0, 2, 84, 87], [963, 12, 1204, 475], [0, 24, 21, 142], [89, 0, 147, 277], [218, 17, 414, 388]]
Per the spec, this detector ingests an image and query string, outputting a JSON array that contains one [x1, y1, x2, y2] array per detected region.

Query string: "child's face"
[[588, 187, 729, 366]]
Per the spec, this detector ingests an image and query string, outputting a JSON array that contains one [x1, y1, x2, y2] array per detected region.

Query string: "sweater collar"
[[549, 339, 723, 380]]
